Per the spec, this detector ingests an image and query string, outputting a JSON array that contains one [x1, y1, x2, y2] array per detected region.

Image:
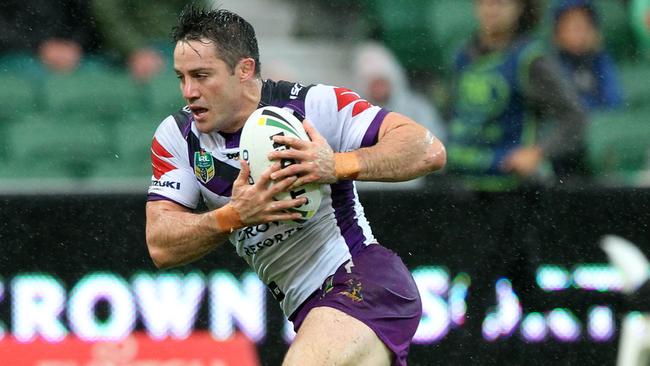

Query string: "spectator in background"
[[352, 42, 447, 142], [90, 0, 187, 82], [552, 0, 624, 111], [446, 0, 588, 191], [0, 0, 99, 73]]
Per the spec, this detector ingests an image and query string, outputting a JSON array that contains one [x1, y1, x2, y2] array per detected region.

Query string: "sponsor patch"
[[151, 180, 181, 190]]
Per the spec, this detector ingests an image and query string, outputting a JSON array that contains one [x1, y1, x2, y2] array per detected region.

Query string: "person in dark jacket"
[[446, 0, 589, 191], [552, 0, 624, 111]]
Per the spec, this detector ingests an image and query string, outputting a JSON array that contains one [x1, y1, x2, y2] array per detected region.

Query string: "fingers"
[[269, 175, 298, 196], [234, 159, 251, 186], [270, 161, 318, 181], [268, 147, 305, 162], [267, 211, 304, 222], [291, 175, 315, 189], [267, 197, 309, 222], [272, 135, 308, 150], [268, 196, 308, 212], [257, 162, 281, 187]]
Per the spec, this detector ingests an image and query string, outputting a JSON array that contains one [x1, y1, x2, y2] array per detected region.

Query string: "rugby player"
[[145, 6, 446, 365]]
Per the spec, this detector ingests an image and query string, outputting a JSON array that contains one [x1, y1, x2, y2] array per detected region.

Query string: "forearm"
[[146, 205, 236, 269], [341, 114, 446, 182]]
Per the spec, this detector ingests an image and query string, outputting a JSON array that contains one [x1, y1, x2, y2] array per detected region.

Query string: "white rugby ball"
[[239, 106, 322, 223]]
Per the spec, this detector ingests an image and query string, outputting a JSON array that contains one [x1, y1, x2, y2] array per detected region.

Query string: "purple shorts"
[[289, 244, 422, 366]]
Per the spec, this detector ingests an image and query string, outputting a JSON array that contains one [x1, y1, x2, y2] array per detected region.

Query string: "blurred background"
[[0, 0, 649, 365], [1, 0, 649, 191]]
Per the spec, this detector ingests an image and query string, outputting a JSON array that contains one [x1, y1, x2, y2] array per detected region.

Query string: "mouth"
[[189, 106, 209, 121]]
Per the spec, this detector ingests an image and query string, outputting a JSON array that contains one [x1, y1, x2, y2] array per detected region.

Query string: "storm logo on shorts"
[[194, 150, 215, 183], [340, 279, 363, 302]]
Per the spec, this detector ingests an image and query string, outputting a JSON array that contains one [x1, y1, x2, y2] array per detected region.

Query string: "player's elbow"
[[148, 247, 172, 269], [424, 138, 447, 173], [147, 244, 170, 269], [146, 233, 174, 269]]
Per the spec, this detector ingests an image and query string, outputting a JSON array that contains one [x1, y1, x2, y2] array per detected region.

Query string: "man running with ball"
[[146, 5, 446, 365]]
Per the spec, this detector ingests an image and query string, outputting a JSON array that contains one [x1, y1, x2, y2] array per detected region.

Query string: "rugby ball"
[[239, 106, 322, 223]]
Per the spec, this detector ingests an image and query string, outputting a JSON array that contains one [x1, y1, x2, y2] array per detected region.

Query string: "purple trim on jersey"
[[330, 180, 366, 256], [202, 177, 233, 197], [282, 100, 307, 121], [147, 193, 194, 209], [182, 117, 193, 137], [360, 108, 389, 148], [218, 130, 242, 149]]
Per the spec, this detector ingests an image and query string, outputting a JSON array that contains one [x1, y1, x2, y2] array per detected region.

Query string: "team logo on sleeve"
[[194, 150, 215, 183], [334, 87, 373, 116], [151, 138, 177, 179]]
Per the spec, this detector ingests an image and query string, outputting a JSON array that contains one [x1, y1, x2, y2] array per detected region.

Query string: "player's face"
[[174, 39, 243, 133], [475, 0, 522, 37]]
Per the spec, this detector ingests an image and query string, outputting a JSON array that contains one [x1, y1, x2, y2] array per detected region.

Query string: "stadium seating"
[[42, 64, 141, 122], [3, 113, 112, 179], [361, 0, 440, 73], [618, 61, 650, 111], [592, 0, 638, 61], [427, 0, 476, 72], [587, 107, 650, 184], [0, 54, 44, 162], [585, 60, 650, 185], [0, 74, 38, 161], [96, 111, 159, 179], [144, 71, 184, 113], [0, 56, 179, 183]]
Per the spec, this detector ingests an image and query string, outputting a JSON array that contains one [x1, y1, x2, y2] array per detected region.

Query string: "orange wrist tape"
[[215, 204, 243, 233], [334, 152, 360, 181]]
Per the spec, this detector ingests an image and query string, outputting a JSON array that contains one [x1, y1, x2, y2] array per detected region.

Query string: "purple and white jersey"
[[147, 80, 388, 317]]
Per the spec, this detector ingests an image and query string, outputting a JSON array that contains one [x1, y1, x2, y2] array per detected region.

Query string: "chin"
[[195, 120, 216, 134]]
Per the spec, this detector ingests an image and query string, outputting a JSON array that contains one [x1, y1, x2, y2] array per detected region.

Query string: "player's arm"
[[146, 200, 233, 268], [146, 161, 306, 269], [350, 111, 446, 181], [268, 112, 446, 185]]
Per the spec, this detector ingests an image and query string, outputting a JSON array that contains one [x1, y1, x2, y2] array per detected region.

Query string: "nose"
[[181, 79, 199, 101]]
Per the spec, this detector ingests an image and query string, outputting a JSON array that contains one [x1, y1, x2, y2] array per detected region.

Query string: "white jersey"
[[148, 80, 388, 317]]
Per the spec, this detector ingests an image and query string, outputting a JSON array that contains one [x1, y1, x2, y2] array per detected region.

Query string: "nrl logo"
[[194, 150, 215, 183]]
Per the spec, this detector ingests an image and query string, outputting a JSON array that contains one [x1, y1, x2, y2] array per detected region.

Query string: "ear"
[[237, 58, 257, 81]]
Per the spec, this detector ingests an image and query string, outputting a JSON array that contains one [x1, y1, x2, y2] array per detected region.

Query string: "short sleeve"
[[147, 116, 201, 209], [304, 84, 389, 152]]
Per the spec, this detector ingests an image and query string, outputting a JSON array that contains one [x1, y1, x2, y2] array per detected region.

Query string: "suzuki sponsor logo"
[[151, 180, 181, 190]]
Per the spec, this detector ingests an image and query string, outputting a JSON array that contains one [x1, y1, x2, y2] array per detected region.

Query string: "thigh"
[[283, 306, 392, 366]]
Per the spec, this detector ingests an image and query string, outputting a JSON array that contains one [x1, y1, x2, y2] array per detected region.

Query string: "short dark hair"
[[172, 5, 261, 77], [516, 0, 541, 35]]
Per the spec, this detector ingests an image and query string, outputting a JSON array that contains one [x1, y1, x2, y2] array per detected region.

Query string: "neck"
[[222, 78, 263, 133], [479, 30, 515, 50]]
